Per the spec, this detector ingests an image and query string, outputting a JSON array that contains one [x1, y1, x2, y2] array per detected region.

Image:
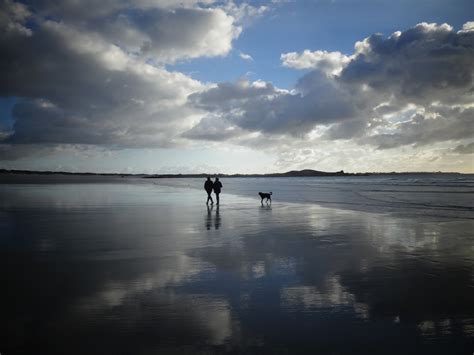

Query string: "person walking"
[[204, 177, 214, 205], [213, 177, 223, 205]]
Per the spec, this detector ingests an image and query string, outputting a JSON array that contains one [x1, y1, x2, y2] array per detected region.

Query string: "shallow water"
[[151, 174, 474, 219], [0, 181, 473, 354]]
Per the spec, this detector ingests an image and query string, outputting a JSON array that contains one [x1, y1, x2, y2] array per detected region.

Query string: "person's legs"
[[215, 192, 220, 204], [207, 193, 214, 204]]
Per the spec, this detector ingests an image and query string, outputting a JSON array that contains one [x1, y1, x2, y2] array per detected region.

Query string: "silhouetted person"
[[204, 177, 214, 205], [213, 177, 223, 205]]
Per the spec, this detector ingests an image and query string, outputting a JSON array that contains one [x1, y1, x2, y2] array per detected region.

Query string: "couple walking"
[[204, 177, 223, 205]]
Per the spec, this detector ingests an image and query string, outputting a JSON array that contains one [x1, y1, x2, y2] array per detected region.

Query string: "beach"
[[0, 175, 473, 354]]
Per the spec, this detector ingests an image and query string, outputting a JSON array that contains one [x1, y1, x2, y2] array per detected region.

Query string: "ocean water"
[[0, 175, 473, 354], [151, 174, 474, 219]]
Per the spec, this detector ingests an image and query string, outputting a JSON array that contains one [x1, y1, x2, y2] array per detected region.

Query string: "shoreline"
[[0, 168, 468, 179]]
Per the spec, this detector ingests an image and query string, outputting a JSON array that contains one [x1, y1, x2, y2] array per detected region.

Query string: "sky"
[[0, 0, 473, 174]]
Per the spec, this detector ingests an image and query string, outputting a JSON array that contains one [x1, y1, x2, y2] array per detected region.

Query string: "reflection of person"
[[204, 204, 221, 230], [206, 204, 213, 230], [214, 205, 221, 230], [204, 177, 214, 205], [213, 177, 223, 205]]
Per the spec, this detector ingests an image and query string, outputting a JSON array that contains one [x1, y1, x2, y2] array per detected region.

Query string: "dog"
[[258, 192, 272, 204]]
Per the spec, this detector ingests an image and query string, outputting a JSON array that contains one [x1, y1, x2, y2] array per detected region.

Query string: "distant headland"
[[0, 168, 465, 178]]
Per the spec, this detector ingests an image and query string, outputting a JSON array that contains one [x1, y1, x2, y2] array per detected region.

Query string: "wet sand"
[[0, 181, 473, 354]]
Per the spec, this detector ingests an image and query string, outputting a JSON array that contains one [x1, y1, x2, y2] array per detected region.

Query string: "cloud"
[[453, 142, 474, 154], [187, 21, 474, 154], [459, 21, 474, 33], [188, 71, 367, 137], [0, 0, 31, 36], [0, 143, 113, 161], [281, 50, 350, 75], [21, 1, 242, 64], [1, 3, 473, 171], [222, 1, 268, 26], [182, 115, 246, 141], [239, 52, 253, 61], [0, 15, 203, 147], [0, 0, 268, 159], [341, 22, 474, 104], [98, 7, 241, 64], [365, 106, 474, 149]]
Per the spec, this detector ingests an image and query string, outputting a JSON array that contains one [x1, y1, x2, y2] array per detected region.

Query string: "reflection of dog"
[[258, 192, 272, 204]]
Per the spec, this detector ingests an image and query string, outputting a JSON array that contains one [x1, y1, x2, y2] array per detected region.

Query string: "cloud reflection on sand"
[[280, 276, 370, 320]]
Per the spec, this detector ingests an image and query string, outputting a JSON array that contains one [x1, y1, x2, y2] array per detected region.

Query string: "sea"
[[151, 173, 474, 219]]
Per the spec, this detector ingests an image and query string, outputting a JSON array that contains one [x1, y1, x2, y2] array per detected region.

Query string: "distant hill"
[[268, 169, 347, 177]]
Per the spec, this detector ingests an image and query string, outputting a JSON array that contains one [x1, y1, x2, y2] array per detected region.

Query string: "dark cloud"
[[0, 143, 52, 160], [181, 115, 245, 141], [190, 80, 277, 110], [188, 72, 360, 137], [0, 142, 112, 161], [453, 142, 474, 154], [340, 22, 474, 104], [367, 107, 474, 149], [325, 119, 368, 140]]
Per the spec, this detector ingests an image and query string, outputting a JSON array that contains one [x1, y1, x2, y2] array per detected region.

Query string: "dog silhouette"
[[258, 191, 272, 204]]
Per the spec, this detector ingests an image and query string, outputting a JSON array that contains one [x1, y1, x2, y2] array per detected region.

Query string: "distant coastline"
[[0, 168, 466, 178]]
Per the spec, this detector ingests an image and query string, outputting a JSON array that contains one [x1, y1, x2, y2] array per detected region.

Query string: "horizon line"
[[0, 168, 471, 176]]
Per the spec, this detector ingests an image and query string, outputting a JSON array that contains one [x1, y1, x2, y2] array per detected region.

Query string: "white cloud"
[[222, 1, 268, 26], [44, 5, 241, 64], [281, 50, 350, 75], [239, 52, 253, 61], [459, 21, 474, 33]]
